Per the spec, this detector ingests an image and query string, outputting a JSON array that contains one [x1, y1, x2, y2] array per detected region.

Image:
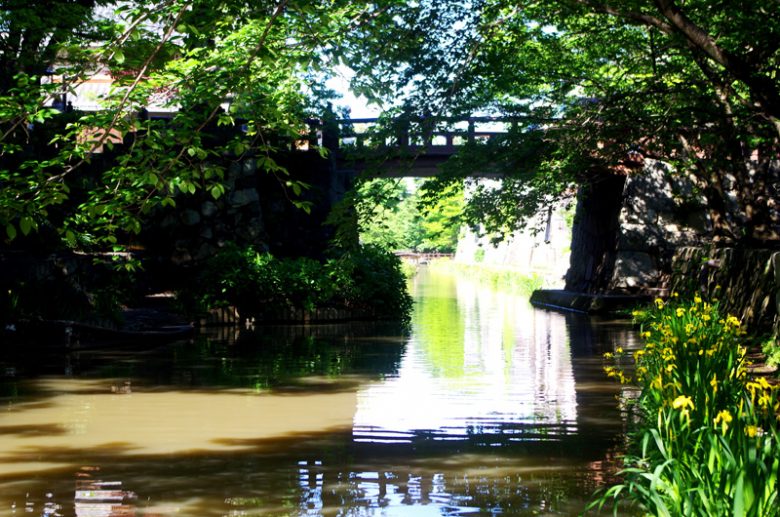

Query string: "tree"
[[356, 178, 463, 253], [343, 0, 780, 244], [356, 178, 418, 250], [0, 0, 115, 92], [0, 0, 386, 246], [5, 1, 778, 247], [416, 180, 463, 252]]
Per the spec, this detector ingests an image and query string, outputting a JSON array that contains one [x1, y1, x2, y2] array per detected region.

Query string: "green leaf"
[[6, 223, 17, 240], [293, 200, 313, 214], [210, 184, 224, 199], [114, 50, 125, 64], [734, 472, 745, 517], [19, 216, 33, 236]]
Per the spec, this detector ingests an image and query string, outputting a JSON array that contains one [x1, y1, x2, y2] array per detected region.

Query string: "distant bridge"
[[394, 251, 454, 264]]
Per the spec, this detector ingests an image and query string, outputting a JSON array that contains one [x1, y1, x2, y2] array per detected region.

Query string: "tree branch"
[[153, 0, 292, 180], [653, 0, 735, 71], [653, 0, 780, 132], [576, 1, 674, 34], [576, 0, 780, 134]]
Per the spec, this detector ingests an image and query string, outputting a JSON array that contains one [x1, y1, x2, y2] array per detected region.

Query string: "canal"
[[0, 266, 639, 516]]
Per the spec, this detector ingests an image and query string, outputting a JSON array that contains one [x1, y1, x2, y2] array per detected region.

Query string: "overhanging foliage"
[[343, 0, 780, 244]]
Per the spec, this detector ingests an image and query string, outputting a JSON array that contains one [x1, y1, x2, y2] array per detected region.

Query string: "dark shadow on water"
[[0, 423, 68, 437]]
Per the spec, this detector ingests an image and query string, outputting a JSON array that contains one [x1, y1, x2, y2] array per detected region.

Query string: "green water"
[[0, 267, 638, 516]]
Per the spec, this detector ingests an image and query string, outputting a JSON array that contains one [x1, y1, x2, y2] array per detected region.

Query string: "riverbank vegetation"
[[593, 296, 780, 516], [763, 340, 780, 370], [180, 244, 413, 323], [0, 1, 420, 328], [352, 177, 548, 295]]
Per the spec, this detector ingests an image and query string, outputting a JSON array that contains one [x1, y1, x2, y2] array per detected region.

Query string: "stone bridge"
[[306, 116, 516, 178]]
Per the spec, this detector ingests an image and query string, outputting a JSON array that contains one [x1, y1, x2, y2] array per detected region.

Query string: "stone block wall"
[[670, 247, 780, 336], [141, 149, 345, 289], [564, 171, 626, 292], [565, 160, 710, 294], [608, 160, 710, 292], [147, 159, 269, 266]]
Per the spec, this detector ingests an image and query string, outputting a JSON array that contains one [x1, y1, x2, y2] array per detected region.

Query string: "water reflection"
[[355, 270, 579, 443], [75, 467, 136, 517], [0, 267, 637, 516]]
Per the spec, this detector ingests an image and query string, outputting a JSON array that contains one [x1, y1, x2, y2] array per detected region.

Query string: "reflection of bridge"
[[311, 117, 516, 177]]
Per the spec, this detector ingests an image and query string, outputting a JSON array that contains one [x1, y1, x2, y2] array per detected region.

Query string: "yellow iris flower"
[[713, 409, 732, 435]]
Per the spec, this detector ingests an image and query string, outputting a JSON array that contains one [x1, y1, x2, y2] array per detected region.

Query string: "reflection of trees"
[[412, 272, 465, 378], [0, 323, 406, 396], [355, 269, 628, 454], [0, 273, 637, 516], [566, 312, 639, 455], [565, 313, 631, 358], [412, 270, 580, 426]]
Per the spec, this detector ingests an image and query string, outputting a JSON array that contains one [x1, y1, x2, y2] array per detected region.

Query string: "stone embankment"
[[670, 247, 780, 337]]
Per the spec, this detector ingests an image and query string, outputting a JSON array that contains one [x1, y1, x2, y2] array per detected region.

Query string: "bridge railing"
[[305, 116, 519, 153], [393, 251, 455, 264]]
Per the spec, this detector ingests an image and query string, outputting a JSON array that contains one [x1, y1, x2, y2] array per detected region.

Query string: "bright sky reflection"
[[353, 268, 577, 443]]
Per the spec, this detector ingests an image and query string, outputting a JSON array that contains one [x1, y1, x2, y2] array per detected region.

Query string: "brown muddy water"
[[0, 267, 640, 516]]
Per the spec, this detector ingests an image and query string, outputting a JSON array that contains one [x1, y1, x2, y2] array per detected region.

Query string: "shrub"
[[590, 296, 780, 517], [326, 244, 413, 317], [184, 244, 412, 321]]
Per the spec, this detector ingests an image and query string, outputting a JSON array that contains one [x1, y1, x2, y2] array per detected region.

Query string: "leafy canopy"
[[0, 0, 389, 246], [343, 0, 780, 243], [3, 0, 779, 247]]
